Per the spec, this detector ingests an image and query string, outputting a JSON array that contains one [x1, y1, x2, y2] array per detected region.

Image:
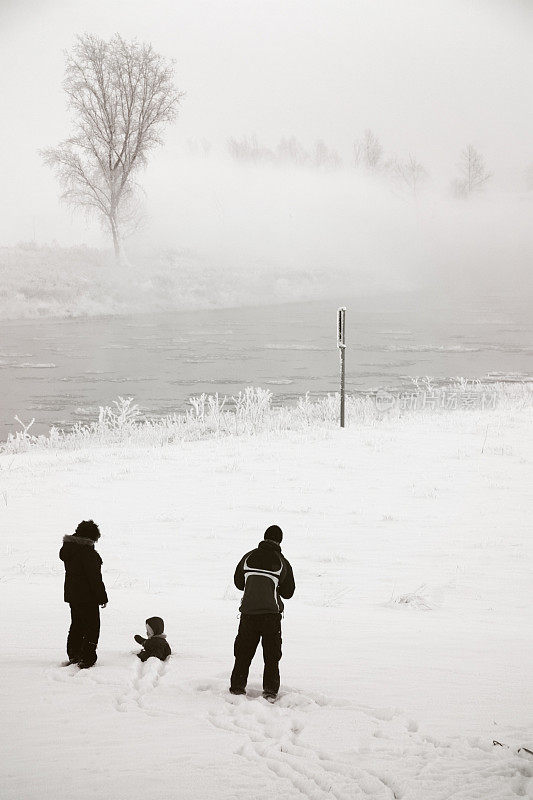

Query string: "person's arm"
[[134, 635, 146, 646], [278, 558, 295, 599], [234, 552, 250, 591], [85, 551, 109, 605]]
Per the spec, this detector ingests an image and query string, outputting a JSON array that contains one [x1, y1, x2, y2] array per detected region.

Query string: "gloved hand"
[[134, 634, 146, 645]]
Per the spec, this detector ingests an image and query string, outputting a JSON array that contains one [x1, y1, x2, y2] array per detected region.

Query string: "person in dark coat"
[[59, 520, 108, 668], [134, 616, 172, 662], [230, 524, 295, 700]]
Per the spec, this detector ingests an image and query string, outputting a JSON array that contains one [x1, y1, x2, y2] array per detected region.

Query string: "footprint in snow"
[[114, 657, 168, 714], [205, 684, 398, 800]]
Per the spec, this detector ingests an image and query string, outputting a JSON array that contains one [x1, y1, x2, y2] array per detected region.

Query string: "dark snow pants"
[[67, 602, 100, 666], [230, 613, 282, 694]]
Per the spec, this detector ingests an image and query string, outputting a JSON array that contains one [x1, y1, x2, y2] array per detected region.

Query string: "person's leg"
[[78, 604, 100, 667], [66, 604, 84, 662], [230, 615, 260, 693], [261, 614, 282, 695]]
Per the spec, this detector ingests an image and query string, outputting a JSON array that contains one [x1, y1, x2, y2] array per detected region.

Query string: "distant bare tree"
[[276, 136, 310, 167], [352, 129, 384, 171], [314, 139, 342, 169], [386, 154, 428, 198], [452, 144, 492, 198], [352, 139, 362, 168], [187, 138, 212, 157], [362, 129, 383, 170], [42, 34, 183, 261], [227, 135, 274, 163]]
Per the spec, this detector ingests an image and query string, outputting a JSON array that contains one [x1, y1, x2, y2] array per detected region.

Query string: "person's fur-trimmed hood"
[[62, 534, 95, 547]]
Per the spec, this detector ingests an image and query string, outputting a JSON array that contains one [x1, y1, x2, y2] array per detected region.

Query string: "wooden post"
[[337, 307, 346, 427]]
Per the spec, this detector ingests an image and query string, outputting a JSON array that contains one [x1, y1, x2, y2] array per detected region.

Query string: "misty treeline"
[[222, 130, 492, 200], [41, 32, 497, 259]]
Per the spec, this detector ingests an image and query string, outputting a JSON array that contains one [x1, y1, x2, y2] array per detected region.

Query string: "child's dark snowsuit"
[[134, 616, 171, 662], [59, 533, 108, 667]]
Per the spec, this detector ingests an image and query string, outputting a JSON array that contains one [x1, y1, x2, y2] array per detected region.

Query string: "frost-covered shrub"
[[97, 397, 141, 431], [1, 381, 530, 454], [388, 585, 433, 611]]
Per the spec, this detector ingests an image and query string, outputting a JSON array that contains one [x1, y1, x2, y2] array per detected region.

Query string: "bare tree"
[[227, 134, 274, 163], [452, 144, 492, 198], [362, 129, 383, 170], [187, 138, 212, 158], [42, 34, 183, 261], [314, 139, 342, 169], [276, 136, 310, 167], [352, 129, 383, 171], [386, 153, 428, 198]]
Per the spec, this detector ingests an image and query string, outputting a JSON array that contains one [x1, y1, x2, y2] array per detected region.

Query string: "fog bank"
[[2, 154, 531, 321], [134, 153, 533, 303]]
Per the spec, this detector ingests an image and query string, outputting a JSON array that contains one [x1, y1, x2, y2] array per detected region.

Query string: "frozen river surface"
[[0, 294, 531, 436]]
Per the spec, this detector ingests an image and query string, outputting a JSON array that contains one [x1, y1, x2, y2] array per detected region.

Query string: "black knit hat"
[[74, 520, 100, 541], [146, 616, 165, 636], [264, 525, 283, 543]]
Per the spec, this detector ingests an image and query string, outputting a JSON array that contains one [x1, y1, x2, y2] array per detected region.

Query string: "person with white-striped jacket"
[[229, 525, 295, 700]]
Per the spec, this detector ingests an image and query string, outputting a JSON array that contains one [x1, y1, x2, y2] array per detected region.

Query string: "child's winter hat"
[[146, 616, 165, 636], [264, 525, 283, 543]]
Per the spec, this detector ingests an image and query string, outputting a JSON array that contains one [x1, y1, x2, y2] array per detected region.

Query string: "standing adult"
[[230, 524, 295, 700], [59, 520, 108, 668]]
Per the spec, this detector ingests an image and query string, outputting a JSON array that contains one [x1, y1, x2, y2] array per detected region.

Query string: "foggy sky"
[[1, 0, 532, 259]]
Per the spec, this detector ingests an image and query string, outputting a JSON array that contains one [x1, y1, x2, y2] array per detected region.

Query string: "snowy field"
[[1, 397, 532, 799]]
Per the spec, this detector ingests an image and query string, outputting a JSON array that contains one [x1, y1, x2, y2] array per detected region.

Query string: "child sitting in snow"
[[134, 616, 171, 662]]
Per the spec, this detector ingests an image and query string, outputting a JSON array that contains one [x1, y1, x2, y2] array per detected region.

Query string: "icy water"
[[0, 293, 531, 436]]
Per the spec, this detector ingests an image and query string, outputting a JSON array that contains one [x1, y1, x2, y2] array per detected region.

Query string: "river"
[[1, 293, 531, 437]]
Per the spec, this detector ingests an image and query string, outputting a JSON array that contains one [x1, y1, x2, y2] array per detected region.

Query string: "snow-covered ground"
[[0, 241, 401, 321], [0, 244, 346, 321], [1, 402, 532, 799]]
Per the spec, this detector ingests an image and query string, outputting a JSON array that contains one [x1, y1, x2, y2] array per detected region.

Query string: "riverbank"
[[1, 400, 532, 798], [0, 243, 387, 321]]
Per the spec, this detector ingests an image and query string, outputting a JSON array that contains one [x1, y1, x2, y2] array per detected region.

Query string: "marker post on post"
[[337, 307, 346, 427]]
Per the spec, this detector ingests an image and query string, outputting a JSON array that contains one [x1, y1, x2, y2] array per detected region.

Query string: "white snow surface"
[[1, 407, 532, 799]]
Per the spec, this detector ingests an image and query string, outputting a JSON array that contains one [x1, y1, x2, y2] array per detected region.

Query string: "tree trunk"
[[110, 215, 121, 263]]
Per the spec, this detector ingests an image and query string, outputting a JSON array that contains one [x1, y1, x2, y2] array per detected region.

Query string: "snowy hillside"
[[1, 399, 532, 799]]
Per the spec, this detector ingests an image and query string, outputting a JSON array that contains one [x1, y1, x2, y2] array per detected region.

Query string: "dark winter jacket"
[[234, 539, 295, 615], [134, 634, 171, 662], [59, 535, 108, 605]]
